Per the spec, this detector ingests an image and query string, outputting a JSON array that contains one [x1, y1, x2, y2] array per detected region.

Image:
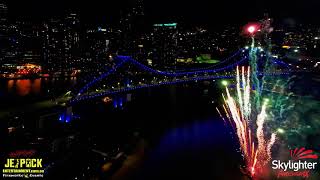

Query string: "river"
[[69, 81, 243, 179], [0, 77, 77, 107]]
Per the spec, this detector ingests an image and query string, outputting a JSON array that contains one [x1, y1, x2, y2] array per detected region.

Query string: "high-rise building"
[[151, 23, 178, 68], [42, 12, 81, 73], [82, 26, 112, 72], [63, 12, 80, 70], [42, 18, 64, 72], [132, 0, 144, 16], [131, 0, 145, 32], [15, 21, 42, 65], [118, 0, 145, 56], [118, 11, 133, 56], [0, 0, 8, 27], [0, 0, 9, 64]]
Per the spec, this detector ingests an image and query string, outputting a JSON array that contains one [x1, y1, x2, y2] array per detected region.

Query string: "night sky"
[[4, 0, 320, 26]]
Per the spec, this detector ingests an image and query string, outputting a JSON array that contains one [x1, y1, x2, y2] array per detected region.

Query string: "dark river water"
[[71, 82, 243, 179], [0, 78, 77, 107]]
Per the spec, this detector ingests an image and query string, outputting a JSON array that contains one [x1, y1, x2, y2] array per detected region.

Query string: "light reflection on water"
[[135, 119, 241, 180], [15, 79, 33, 96], [31, 79, 41, 94], [1, 77, 77, 97], [7, 80, 14, 92]]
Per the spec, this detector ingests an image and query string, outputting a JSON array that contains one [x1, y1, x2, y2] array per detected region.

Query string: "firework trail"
[[218, 66, 276, 178], [249, 45, 261, 110], [260, 33, 274, 97]]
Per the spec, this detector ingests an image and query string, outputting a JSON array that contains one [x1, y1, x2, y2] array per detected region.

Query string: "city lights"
[[1, 0, 319, 179], [71, 54, 289, 104]]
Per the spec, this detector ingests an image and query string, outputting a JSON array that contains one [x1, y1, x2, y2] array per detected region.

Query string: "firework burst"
[[218, 66, 276, 179]]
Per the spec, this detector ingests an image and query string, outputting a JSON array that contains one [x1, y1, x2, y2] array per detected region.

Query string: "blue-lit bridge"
[[69, 48, 291, 104]]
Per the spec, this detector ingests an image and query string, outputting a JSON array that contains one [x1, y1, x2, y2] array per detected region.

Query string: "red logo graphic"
[[8, 150, 36, 158], [290, 148, 318, 160], [273, 147, 319, 179]]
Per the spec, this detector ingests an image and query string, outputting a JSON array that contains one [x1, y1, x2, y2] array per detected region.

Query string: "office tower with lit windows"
[[0, 0, 8, 63], [0, 0, 8, 29], [42, 18, 64, 72], [42, 12, 81, 73], [119, 0, 146, 57], [63, 12, 80, 70], [82, 26, 112, 72], [151, 23, 178, 68]]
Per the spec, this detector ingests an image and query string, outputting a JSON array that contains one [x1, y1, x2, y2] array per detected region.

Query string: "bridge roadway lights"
[[71, 71, 291, 104], [72, 49, 291, 104], [72, 75, 233, 103], [77, 54, 249, 96]]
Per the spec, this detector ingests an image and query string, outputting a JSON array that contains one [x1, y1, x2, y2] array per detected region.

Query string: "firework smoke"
[[218, 66, 276, 178], [249, 46, 261, 110]]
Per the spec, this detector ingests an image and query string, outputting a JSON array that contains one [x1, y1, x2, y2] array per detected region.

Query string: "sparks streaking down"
[[217, 66, 276, 179]]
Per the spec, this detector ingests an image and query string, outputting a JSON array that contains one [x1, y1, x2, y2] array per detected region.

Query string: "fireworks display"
[[218, 66, 277, 178]]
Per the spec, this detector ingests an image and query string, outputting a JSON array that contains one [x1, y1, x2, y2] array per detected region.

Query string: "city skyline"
[[0, 0, 319, 179], [3, 0, 320, 26], [1, 0, 320, 75]]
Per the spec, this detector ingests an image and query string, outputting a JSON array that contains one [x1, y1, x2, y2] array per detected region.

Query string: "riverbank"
[[0, 96, 71, 120]]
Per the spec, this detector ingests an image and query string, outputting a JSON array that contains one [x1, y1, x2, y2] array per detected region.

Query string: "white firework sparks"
[[218, 66, 276, 178]]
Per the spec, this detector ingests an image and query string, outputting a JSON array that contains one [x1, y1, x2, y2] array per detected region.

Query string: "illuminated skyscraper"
[[0, 0, 8, 63], [151, 23, 178, 67], [119, 0, 145, 56], [42, 12, 81, 73], [132, 0, 144, 16], [42, 18, 64, 72], [82, 26, 111, 72], [0, 0, 8, 26], [63, 12, 81, 70]]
